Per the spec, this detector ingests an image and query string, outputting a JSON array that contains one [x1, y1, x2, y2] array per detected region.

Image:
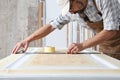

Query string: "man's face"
[[69, 0, 87, 14]]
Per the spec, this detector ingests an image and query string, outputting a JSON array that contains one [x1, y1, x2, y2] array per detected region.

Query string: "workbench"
[[0, 47, 120, 80]]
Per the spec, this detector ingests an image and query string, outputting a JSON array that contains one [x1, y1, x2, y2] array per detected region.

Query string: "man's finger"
[[23, 43, 28, 52], [70, 47, 77, 54], [12, 45, 18, 54], [13, 45, 21, 54], [68, 43, 75, 52]]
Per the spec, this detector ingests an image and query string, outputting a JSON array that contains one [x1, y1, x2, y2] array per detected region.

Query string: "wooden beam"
[[66, 24, 69, 48], [38, 2, 43, 46]]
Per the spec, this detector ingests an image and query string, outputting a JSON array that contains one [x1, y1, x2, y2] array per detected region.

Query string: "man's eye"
[[76, 1, 81, 4]]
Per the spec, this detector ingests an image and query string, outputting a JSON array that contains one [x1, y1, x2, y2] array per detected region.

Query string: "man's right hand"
[[12, 39, 29, 54]]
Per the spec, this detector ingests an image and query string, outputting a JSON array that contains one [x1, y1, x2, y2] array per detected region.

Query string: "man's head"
[[57, 0, 88, 16]]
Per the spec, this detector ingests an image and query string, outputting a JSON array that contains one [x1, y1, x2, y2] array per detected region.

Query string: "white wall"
[[45, 0, 67, 49]]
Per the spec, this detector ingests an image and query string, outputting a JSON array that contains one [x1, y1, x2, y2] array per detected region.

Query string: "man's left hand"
[[67, 43, 84, 54]]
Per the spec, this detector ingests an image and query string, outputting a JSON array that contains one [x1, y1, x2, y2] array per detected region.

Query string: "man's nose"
[[69, 9, 74, 13]]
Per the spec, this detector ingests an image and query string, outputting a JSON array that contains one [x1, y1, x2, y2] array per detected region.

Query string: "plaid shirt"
[[50, 0, 120, 30]]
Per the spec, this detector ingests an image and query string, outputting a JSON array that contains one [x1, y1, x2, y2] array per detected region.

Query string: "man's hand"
[[67, 43, 84, 54], [12, 39, 29, 54]]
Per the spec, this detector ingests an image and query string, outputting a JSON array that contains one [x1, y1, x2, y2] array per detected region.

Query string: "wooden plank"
[[38, 2, 43, 46], [66, 24, 69, 47]]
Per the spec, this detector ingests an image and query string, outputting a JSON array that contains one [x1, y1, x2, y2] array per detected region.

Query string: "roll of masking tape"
[[43, 46, 55, 53]]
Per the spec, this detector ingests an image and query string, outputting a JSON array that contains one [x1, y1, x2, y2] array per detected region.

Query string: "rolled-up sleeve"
[[101, 0, 120, 30], [49, 12, 71, 30]]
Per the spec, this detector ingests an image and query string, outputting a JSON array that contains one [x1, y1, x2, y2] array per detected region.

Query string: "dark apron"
[[80, 0, 120, 60], [87, 20, 120, 60]]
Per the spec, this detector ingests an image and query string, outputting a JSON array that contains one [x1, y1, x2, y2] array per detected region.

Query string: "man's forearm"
[[82, 30, 117, 49], [25, 24, 55, 42]]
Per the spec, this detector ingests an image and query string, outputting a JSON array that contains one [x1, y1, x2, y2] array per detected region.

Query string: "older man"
[[12, 0, 120, 59]]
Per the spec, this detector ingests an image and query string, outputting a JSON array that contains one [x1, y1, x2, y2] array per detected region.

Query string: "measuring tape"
[[43, 46, 55, 53]]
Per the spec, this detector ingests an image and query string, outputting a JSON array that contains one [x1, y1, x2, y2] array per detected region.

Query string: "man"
[[12, 0, 120, 59]]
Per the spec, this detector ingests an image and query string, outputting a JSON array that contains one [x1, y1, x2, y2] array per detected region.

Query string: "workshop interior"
[[0, 0, 120, 80]]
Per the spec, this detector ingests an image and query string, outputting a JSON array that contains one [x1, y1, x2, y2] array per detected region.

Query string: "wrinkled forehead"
[[70, 0, 83, 5], [70, 0, 82, 1], [70, 0, 83, 4]]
